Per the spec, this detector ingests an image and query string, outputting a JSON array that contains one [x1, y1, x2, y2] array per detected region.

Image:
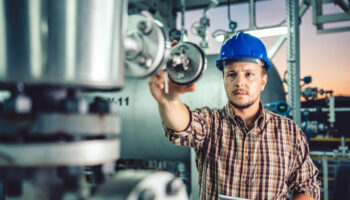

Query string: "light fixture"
[[245, 26, 288, 38], [215, 26, 288, 42], [215, 34, 225, 43]]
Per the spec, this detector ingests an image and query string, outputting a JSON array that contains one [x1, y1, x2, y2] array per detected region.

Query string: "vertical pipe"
[[65, 0, 77, 80], [29, 0, 43, 78], [322, 155, 329, 200], [340, 136, 346, 156], [311, 0, 323, 30], [0, 0, 6, 77], [180, 0, 186, 42], [249, 0, 256, 29], [328, 96, 335, 128], [286, 0, 301, 126], [190, 150, 199, 200], [90, 0, 115, 82]]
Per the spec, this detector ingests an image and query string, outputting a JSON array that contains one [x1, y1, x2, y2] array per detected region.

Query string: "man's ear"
[[261, 74, 267, 91]]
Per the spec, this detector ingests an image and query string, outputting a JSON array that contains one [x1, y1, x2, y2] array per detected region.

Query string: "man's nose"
[[234, 74, 245, 87]]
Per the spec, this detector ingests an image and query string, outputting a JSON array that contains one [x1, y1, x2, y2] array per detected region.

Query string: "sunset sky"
[[178, 1, 350, 97]]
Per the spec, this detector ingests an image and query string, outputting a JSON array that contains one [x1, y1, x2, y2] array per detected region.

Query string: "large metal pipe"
[[0, 0, 126, 91]]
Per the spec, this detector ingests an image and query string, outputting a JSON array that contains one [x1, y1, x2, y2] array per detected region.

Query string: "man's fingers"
[[149, 75, 164, 90], [150, 70, 196, 93], [155, 69, 166, 78], [148, 77, 157, 86], [186, 84, 197, 92]]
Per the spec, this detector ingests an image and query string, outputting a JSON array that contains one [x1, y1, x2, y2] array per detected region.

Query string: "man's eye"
[[247, 73, 254, 78]]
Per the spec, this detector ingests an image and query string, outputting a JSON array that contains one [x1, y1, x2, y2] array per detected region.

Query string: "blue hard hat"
[[216, 32, 271, 72]]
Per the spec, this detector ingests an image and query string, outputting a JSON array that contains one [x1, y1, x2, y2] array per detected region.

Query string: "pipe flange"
[[124, 15, 166, 78]]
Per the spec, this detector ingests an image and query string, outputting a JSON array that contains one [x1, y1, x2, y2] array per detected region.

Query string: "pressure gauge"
[[166, 42, 207, 85]]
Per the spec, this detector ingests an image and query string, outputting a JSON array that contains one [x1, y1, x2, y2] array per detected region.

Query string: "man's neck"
[[230, 101, 261, 129]]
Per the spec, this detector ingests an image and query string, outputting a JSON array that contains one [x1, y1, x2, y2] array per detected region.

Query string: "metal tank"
[[261, 62, 286, 104], [0, 1, 128, 199], [0, 0, 212, 199], [90, 54, 286, 162], [0, 0, 126, 90]]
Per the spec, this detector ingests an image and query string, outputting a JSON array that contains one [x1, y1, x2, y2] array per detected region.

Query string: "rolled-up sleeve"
[[288, 128, 321, 199], [163, 106, 212, 150]]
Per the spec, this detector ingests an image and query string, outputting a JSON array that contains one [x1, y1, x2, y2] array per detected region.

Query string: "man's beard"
[[229, 95, 259, 109]]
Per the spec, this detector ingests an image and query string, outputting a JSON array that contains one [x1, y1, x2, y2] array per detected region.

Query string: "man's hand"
[[148, 70, 196, 131], [148, 70, 196, 105]]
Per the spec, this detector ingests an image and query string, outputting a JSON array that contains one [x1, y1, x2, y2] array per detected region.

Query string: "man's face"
[[223, 62, 267, 109]]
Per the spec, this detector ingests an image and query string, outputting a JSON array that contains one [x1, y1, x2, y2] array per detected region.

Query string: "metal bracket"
[[312, 0, 350, 34]]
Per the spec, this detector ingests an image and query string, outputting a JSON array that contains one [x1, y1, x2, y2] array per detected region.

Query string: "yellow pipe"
[[309, 137, 350, 142]]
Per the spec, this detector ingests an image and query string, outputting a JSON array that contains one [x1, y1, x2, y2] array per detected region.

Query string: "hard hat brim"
[[216, 57, 270, 71]]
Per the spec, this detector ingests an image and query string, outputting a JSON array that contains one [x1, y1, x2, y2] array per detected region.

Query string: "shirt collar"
[[225, 101, 266, 130]]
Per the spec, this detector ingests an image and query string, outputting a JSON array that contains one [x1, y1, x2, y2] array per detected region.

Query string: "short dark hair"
[[261, 66, 267, 75]]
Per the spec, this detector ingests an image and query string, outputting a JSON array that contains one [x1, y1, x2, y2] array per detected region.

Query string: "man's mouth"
[[233, 90, 248, 95]]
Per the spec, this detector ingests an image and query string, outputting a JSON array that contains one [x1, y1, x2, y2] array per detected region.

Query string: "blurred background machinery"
[[0, 0, 207, 199], [1, 0, 350, 200]]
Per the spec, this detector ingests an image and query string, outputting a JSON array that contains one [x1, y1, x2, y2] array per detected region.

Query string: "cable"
[[211, 0, 237, 39], [227, 0, 232, 23], [227, 0, 237, 32], [211, 29, 230, 38]]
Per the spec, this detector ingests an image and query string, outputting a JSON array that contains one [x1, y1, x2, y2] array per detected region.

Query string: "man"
[[148, 33, 320, 200]]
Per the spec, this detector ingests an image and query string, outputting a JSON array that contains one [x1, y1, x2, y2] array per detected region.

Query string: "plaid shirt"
[[164, 103, 320, 200]]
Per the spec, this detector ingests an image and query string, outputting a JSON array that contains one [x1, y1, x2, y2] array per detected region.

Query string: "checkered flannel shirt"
[[164, 103, 320, 200]]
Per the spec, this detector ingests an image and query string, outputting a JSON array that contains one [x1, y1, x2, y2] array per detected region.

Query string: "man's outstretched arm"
[[148, 71, 196, 131]]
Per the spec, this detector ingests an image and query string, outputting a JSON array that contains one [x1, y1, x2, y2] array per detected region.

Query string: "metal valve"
[[124, 15, 207, 86], [166, 42, 207, 85], [124, 15, 166, 78]]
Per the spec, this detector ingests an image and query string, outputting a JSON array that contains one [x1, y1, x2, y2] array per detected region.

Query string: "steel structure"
[[286, 0, 301, 126]]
